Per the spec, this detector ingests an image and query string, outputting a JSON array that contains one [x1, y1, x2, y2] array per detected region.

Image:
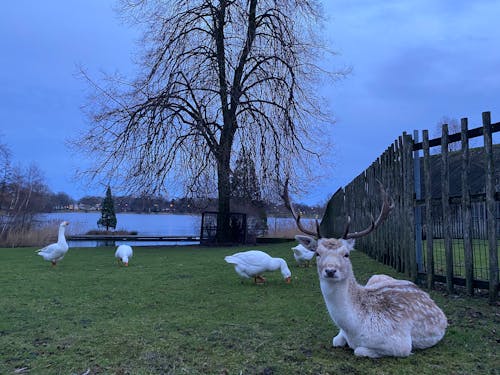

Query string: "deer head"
[[284, 179, 394, 282]]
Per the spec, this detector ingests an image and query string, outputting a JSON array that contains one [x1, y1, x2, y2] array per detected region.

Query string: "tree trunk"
[[216, 143, 232, 243]]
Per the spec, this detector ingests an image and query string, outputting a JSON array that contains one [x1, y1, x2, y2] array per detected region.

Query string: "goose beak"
[[285, 277, 291, 284]]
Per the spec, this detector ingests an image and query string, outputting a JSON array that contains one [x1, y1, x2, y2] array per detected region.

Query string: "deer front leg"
[[354, 347, 383, 358], [354, 336, 412, 358], [332, 329, 347, 347]]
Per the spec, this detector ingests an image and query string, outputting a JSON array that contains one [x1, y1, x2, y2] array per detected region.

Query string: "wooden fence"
[[321, 111, 499, 303]]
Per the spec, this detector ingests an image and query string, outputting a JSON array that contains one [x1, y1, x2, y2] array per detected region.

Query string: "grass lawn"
[[423, 239, 500, 280], [1, 243, 498, 374]]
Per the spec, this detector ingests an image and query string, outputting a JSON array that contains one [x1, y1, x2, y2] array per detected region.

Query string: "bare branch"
[[282, 178, 320, 237]]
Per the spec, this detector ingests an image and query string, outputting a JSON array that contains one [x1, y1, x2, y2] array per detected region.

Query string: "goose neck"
[[58, 225, 67, 245]]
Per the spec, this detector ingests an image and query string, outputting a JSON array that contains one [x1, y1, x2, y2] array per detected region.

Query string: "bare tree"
[[0, 137, 12, 211], [0, 162, 49, 242], [76, 0, 340, 241], [433, 116, 461, 153]]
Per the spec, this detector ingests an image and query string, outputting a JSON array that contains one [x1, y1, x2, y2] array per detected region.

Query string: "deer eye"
[[344, 253, 349, 258], [315, 252, 320, 257]]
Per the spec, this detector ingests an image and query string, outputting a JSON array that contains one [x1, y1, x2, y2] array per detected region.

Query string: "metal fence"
[[321, 111, 499, 303]]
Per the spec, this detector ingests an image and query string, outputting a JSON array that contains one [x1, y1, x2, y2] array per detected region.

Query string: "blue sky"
[[1, 1, 499, 204]]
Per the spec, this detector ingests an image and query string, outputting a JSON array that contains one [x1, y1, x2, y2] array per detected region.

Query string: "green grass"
[[1, 244, 498, 375], [423, 239, 500, 280]]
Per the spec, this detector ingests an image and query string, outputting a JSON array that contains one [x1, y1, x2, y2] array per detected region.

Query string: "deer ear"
[[341, 238, 355, 251], [295, 235, 318, 251]]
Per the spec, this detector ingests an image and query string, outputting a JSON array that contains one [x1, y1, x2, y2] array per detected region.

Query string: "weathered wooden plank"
[[413, 130, 424, 273], [379, 149, 389, 264], [413, 121, 500, 150], [396, 136, 405, 273], [482, 111, 499, 303], [461, 117, 474, 296], [441, 123, 454, 293], [364, 164, 374, 258], [396, 137, 408, 272], [388, 142, 398, 270], [423, 129, 435, 289], [403, 133, 416, 280], [319, 187, 345, 238], [380, 145, 396, 267]]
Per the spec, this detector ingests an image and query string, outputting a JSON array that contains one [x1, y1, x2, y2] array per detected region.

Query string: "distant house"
[[77, 203, 100, 211]]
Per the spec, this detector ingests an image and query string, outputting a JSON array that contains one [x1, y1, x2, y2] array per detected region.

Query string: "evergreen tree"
[[97, 186, 117, 231], [231, 150, 261, 203], [231, 150, 267, 233]]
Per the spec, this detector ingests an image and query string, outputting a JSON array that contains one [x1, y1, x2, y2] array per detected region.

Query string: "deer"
[[283, 180, 447, 358]]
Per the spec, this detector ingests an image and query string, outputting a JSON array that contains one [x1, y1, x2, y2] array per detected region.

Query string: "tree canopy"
[[77, 0, 340, 241]]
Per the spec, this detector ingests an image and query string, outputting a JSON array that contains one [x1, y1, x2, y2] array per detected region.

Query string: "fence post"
[[403, 132, 417, 281], [413, 130, 424, 274], [389, 143, 399, 271], [441, 123, 455, 294], [483, 111, 499, 303], [423, 130, 434, 289], [461, 117, 474, 296]]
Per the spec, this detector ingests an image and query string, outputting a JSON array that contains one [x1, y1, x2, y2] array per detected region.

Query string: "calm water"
[[38, 212, 302, 247], [38, 212, 202, 247], [39, 212, 202, 236]]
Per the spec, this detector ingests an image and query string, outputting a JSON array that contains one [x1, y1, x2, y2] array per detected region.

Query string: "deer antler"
[[343, 180, 394, 240], [282, 178, 321, 238]]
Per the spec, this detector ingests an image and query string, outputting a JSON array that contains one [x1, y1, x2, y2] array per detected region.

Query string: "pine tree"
[[97, 186, 117, 231], [231, 150, 261, 203], [231, 150, 267, 233]]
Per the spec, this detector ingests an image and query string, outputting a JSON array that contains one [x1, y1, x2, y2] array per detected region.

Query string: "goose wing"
[[37, 243, 67, 261]]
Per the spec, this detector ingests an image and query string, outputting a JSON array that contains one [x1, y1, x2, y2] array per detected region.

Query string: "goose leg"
[[255, 275, 266, 283]]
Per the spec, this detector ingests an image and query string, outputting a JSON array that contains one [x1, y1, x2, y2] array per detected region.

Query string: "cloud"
[[324, 0, 500, 115]]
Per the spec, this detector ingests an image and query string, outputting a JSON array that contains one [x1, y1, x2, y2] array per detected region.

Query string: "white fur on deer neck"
[[296, 235, 447, 358], [316, 238, 360, 333]]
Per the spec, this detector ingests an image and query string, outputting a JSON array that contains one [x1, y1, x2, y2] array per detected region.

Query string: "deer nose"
[[325, 268, 336, 278]]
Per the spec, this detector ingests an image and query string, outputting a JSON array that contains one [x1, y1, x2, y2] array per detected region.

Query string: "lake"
[[40, 212, 202, 236], [39, 212, 302, 247], [39, 212, 203, 247]]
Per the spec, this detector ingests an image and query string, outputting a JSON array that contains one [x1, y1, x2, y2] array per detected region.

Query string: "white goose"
[[115, 244, 133, 266], [36, 221, 70, 267], [224, 250, 291, 283], [292, 244, 315, 267]]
